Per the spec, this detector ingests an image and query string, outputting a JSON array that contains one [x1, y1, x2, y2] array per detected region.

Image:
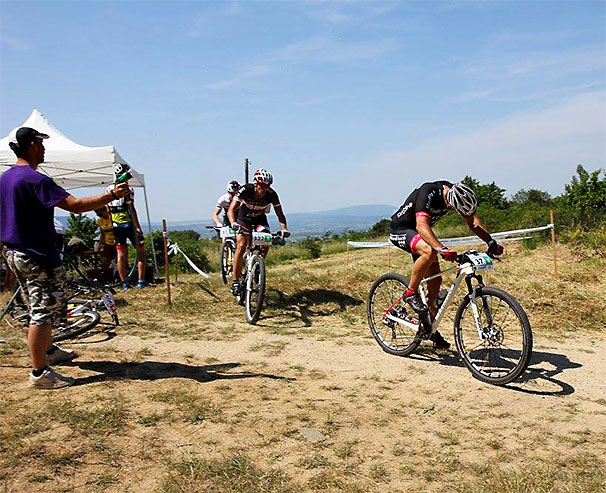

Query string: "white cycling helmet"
[[447, 183, 478, 217], [227, 180, 240, 193], [253, 168, 273, 185]]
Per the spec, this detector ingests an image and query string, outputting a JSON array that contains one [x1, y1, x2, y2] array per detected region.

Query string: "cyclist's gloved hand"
[[439, 247, 458, 262], [487, 240, 504, 256], [278, 229, 290, 239], [231, 222, 242, 234]]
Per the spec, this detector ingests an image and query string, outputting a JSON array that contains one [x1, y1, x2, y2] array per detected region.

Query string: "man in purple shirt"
[[1, 127, 130, 389]]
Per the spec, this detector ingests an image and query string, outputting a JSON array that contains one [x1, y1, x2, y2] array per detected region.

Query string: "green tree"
[[511, 189, 552, 205], [65, 213, 98, 248], [461, 176, 509, 210], [561, 165, 606, 229], [370, 218, 390, 237], [301, 237, 322, 259]]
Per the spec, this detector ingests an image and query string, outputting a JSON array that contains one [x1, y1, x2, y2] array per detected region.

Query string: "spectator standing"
[[0, 127, 130, 389], [94, 206, 117, 269], [105, 170, 147, 290]]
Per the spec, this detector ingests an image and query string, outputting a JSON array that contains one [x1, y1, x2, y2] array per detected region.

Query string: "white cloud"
[[184, 2, 242, 38], [270, 35, 399, 63], [1, 36, 30, 51], [353, 91, 606, 200], [202, 35, 399, 91], [203, 64, 274, 90]]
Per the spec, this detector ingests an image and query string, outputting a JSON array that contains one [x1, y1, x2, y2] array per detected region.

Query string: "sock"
[[405, 289, 416, 297], [46, 345, 57, 355], [32, 366, 48, 377]]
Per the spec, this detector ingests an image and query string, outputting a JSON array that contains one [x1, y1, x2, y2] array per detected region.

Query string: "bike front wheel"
[[453, 286, 532, 385], [245, 255, 266, 325], [367, 272, 421, 356], [221, 239, 235, 285], [52, 302, 101, 342]]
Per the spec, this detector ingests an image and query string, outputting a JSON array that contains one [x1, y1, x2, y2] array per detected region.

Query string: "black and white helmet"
[[114, 162, 129, 177], [253, 168, 273, 185], [227, 180, 240, 194], [447, 183, 478, 217]]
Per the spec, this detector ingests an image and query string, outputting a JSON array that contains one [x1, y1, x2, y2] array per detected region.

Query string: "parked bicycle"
[[367, 250, 533, 385], [234, 231, 285, 324], [207, 225, 236, 284], [1, 261, 119, 342]]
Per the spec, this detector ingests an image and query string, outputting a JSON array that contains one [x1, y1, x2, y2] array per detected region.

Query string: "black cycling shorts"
[[388, 226, 423, 261], [236, 214, 270, 235], [113, 224, 142, 248]]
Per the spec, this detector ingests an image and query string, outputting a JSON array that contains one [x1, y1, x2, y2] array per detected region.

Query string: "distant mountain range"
[[56, 204, 395, 239]]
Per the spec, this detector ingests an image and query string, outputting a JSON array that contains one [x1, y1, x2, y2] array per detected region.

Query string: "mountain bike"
[[367, 250, 533, 385], [234, 231, 285, 324], [207, 226, 236, 284]]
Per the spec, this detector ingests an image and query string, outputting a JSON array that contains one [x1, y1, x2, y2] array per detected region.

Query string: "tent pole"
[[143, 184, 160, 278]]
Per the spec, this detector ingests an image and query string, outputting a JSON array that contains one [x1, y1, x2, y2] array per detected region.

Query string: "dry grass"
[[0, 242, 604, 491]]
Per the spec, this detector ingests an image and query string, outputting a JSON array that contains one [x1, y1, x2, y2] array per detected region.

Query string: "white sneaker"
[[47, 345, 77, 365], [28, 367, 75, 389]]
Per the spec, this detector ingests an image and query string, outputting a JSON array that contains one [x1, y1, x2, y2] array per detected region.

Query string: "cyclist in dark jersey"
[[389, 181, 504, 349], [227, 168, 289, 296]]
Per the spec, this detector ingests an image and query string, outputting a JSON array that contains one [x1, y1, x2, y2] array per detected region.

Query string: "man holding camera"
[[0, 127, 130, 389]]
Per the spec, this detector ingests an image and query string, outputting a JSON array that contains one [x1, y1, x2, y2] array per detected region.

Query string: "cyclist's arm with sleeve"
[[272, 191, 287, 230], [463, 214, 493, 243], [126, 191, 144, 236], [212, 196, 223, 226], [414, 187, 443, 251], [227, 196, 240, 224]]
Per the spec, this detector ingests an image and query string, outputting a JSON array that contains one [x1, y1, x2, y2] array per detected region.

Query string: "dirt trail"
[[2, 316, 605, 492]]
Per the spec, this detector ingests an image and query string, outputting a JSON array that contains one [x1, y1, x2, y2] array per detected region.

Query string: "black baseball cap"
[[15, 127, 49, 146]]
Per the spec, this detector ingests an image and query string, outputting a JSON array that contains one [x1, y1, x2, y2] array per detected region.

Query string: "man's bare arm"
[[57, 184, 129, 214], [416, 215, 443, 251]]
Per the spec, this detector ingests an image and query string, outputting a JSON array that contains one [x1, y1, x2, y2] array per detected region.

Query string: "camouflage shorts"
[[4, 250, 67, 327]]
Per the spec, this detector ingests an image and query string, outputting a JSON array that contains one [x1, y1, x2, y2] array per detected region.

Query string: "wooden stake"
[[162, 219, 172, 305], [550, 209, 558, 279]]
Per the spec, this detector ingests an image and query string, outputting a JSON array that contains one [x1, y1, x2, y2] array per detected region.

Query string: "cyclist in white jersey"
[[212, 180, 240, 227]]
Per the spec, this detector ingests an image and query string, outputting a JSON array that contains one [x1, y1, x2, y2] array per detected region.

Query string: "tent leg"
[[143, 185, 160, 278]]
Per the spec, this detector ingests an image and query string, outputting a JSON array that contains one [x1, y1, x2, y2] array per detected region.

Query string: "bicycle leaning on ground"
[[1, 251, 119, 342], [207, 225, 237, 284], [234, 231, 285, 325], [367, 250, 533, 385]]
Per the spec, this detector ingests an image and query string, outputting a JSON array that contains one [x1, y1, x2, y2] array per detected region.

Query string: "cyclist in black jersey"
[[389, 181, 504, 349], [227, 168, 289, 296]]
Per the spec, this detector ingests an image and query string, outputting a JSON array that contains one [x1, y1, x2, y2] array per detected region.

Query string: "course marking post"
[[245, 158, 249, 184], [550, 210, 558, 279], [162, 220, 172, 305]]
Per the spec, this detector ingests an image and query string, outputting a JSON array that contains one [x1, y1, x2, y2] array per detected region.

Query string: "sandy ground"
[[1, 314, 605, 492]]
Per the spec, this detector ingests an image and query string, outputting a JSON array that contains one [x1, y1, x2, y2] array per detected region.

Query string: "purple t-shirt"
[[0, 165, 69, 267]]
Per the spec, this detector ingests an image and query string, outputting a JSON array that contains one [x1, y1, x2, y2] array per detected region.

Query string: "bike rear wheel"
[[52, 302, 101, 342], [453, 286, 532, 385], [245, 256, 266, 325], [221, 239, 235, 285], [367, 273, 421, 356]]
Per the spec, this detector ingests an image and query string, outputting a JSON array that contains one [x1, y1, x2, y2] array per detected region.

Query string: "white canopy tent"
[[0, 109, 158, 275]]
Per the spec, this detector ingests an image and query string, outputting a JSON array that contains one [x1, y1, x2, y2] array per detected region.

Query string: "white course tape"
[[348, 224, 553, 249], [171, 242, 210, 278]]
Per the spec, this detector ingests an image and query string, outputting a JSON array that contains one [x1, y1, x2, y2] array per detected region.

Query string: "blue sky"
[[1, 0, 605, 221]]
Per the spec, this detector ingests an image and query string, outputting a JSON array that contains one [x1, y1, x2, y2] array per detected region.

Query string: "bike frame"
[[384, 260, 488, 339]]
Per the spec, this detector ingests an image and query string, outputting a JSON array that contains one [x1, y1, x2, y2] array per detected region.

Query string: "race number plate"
[[102, 292, 117, 316], [251, 232, 273, 246], [466, 252, 494, 271], [220, 226, 235, 239]]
